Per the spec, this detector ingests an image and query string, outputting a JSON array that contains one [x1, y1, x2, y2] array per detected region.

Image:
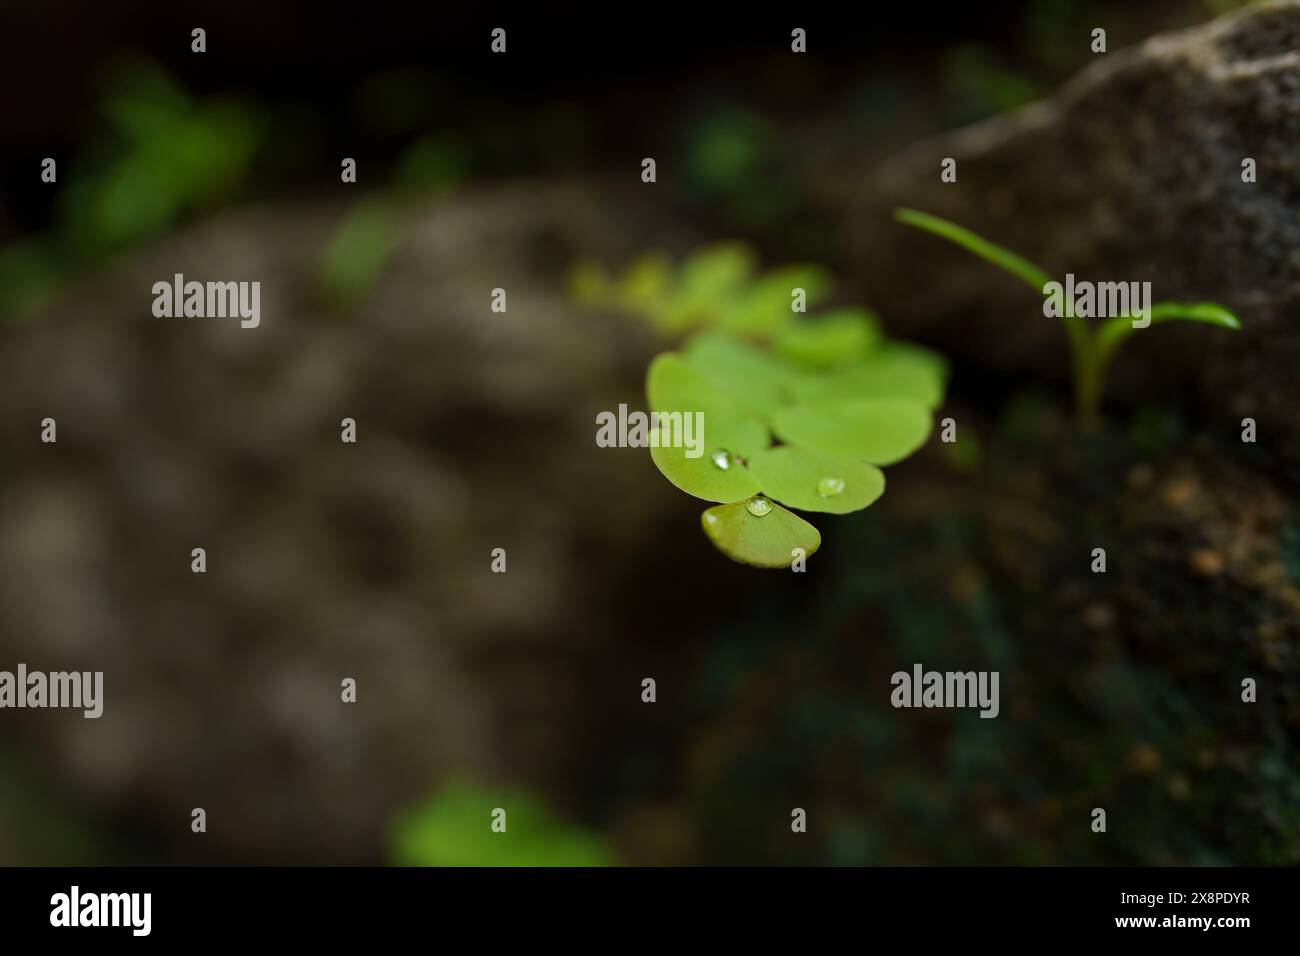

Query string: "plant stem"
[[1072, 334, 1102, 432]]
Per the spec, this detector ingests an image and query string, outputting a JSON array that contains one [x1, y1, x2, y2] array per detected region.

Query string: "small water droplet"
[[746, 496, 773, 517], [711, 449, 731, 470], [818, 476, 846, 498]]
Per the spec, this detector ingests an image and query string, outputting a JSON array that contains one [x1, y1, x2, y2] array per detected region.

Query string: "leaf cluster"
[[574, 244, 947, 568]]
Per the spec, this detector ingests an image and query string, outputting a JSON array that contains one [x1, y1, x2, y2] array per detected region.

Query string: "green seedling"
[[575, 244, 948, 568], [894, 208, 1240, 426]]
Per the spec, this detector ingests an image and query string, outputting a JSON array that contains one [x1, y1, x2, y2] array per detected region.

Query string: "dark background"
[[3, 1, 1291, 868]]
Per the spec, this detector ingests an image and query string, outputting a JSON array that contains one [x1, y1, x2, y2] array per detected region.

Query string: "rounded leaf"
[[791, 342, 947, 409], [682, 331, 800, 418], [722, 264, 833, 337], [700, 498, 821, 568], [773, 399, 932, 465], [649, 419, 767, 503], [646, 352, 748, 425], [773, 308, 882, 368], [679, 242, 756, 299], [649, 346, 767, 424], [748, 446, 885, 514]]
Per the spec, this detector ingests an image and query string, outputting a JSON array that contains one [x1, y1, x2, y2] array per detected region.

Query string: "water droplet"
[[711, 449, 731, 470], [746, 496, 773, 517], [817, 476, 845, 498]]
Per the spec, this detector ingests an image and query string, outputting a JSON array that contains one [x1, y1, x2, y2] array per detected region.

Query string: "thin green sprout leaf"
[[1094, 301, 1241, 366], [893, 207, 1052, 291], [894, 207, 1089, 359]]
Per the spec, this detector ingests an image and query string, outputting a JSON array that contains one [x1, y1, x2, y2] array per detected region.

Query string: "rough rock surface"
[[828, 1, 1300, 460]]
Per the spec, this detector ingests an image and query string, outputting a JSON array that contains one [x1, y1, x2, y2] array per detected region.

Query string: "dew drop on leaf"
[[711, 449, 731, 470], [817, 476, 845, 498], [699, 499, 821, 567], [746, 445, 884, 514], [746, 496, 773, 517]]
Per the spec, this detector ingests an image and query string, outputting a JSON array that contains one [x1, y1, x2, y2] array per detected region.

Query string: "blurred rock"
[[829, 1, 1300, 460], [0, 181, 710, 862]]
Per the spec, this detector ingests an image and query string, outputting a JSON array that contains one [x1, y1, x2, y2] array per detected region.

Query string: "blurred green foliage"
[[389, 780, 609, 867], [683, 109, 796, 231], [0, 58, 262, 318], [319, 199, 404, 307], [942, 45, 1043, 122], [317, 134, 467, 310], [64, 60, 261, 251], [0, 747, 122, 865], [0, 57, 473, 319]]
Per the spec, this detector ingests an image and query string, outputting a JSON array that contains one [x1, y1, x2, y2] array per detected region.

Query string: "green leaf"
[[617, 253, 673, 313], [773, 308, 882, 368], [722, 264, 832, 337], [679, 242, 756, 299], [646, 352, 769, 500], [894, 207, 1089, 357], [790, 342, 947, 409], [700, 498, 821, 568], [393, 134, 467, 194], [320, 199, 403, 306], [653, 242, 759, 333], [389, 780, 608, 867], [682, 331, 799, 418], [0, 237, 63, 318], [1094, 300, 1241, 365], [647, 352, 761, 427], [568, 258, 612, 305], [893, 207, 1051, 291], [748, 446, 885, 514], [773, 399, 932, 465], [650, 420, 766, 502]]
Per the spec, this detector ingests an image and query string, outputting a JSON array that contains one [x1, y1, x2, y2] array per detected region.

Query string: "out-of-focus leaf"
[[0, 238, 63, 318], [568, 259, 612, 305], [390, 781, 609, 867], [774, 308, 882, 368], [320, 200, 403, 305], [394, 134, 468, 194], [722, 264, 833, 337], [679, 242, 756, 300], [618, 253, 673, 315]]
